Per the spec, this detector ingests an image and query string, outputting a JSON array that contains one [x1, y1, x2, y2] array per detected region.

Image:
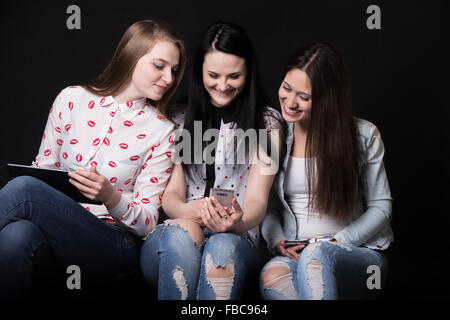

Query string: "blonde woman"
[[0, 20, 186, 299]]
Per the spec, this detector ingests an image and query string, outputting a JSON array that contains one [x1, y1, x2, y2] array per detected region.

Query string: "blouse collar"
[[98, 96, 148, 120]]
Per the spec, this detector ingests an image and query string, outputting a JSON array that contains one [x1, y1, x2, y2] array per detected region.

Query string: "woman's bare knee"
[[168, 218, 205, 246], [261, 265, 292, 288]]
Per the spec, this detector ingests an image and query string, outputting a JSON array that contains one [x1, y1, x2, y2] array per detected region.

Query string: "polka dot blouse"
[[172, 106, 282, 246]]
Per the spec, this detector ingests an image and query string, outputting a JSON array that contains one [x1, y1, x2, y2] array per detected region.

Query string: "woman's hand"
[[68, 165, 121, 209], [200, 196, 243, 233], [275, 238, 306, 260], [183, 198, 207, 226]]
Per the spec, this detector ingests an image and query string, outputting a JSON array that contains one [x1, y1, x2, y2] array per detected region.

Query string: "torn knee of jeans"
[[261, 262, 299, 299], [165, 219, 205, 246], [205, 253, 234, 300], [261, 262, 291, 288], [173, 267, 188, 300], [307, 259, 324, 300]]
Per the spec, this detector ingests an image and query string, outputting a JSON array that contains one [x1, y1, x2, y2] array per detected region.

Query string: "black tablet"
[[6, 163, 102, 205]]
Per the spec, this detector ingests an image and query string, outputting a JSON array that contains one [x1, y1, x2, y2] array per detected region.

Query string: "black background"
[[1, 0, 449, 301]]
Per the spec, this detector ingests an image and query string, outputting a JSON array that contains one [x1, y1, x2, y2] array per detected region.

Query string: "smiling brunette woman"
[[260, 43, 393, 300], [0, 20, 186, 299], [140, 21, 283, 300]]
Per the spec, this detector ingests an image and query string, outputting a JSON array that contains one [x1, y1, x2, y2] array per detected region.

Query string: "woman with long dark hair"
[[140, 21, 283, 300], [0, 20, 186, 299], [260, 43, 393, 299]]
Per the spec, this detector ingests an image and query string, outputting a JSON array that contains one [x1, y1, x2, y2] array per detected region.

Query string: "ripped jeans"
[[140, 222, 263, 300], [260, 241, 387, 300]]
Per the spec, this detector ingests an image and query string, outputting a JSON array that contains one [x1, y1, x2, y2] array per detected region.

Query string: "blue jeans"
[[0, 176, 141, 299], [140, 222, 263, 300], [260, 241, 387, 300]]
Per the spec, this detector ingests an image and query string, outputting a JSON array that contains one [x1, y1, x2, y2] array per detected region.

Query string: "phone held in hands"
[[209, 188, 234, 209], [285, 237, 336, 247], [284, 239, 309, 246]]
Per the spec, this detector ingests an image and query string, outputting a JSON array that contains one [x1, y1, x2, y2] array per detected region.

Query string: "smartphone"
[[209, 188, 234, 209], [285, 239, 309, 246]]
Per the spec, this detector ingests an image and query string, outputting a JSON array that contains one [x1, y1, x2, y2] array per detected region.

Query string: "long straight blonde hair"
[[83, 20, 186, 120]]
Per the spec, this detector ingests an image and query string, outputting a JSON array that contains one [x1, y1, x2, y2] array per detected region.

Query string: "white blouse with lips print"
[[172, 106, 283, 247], [33, 86, 176, 238]]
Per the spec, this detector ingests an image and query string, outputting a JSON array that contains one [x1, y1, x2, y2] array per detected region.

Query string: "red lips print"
[[145, 217, 150, 225], [87, 120, 95, 127], [126, 101, 133, 108], [152, 142, 160, 151], [130, 155, 140, 161], [119, 143, 128, 149], [88, 100, 95, 109], [169, 135, 174, 143], [150, 177, 158, 184], [141, 198, 150, 204], [110, 177, 117, 183], [110, 111, 115, 118], [93, 138, 100, 146], [76, 154, 82, 162], [68, 102, 74, 111], [125, 179, 132, 185], [100, 97, 105, 105], [63, 152, 68, 159], [55, 127, 61, 133], [103, 138, 110, 146], [124, 120, 133, 127], [137, 134, 146, 139], [44, 149, 51, 156], [65, 124, 71, 131], [108, 127, 113, 134], [108, 161, 117, 167], [90, 161, 97, 167], [70, 139, 78, 145], [166, 152, 172, 158], [55, 162, 60, 167], [56, 139, 63, 146]]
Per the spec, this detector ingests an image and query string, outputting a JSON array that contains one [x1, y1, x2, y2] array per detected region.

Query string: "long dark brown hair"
[[83, 20, 186, 121], [285, 43, 361, 221], [181, 21, 278, 177]]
